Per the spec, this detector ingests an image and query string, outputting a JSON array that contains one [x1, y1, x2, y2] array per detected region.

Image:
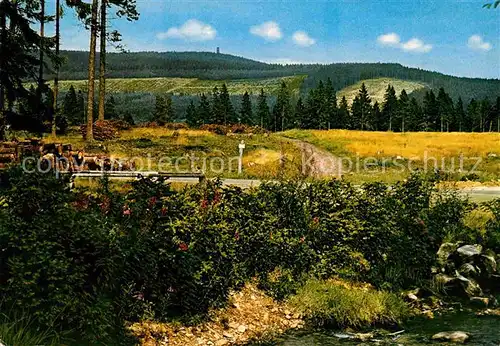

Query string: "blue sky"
[[49, 0, 500, 78]]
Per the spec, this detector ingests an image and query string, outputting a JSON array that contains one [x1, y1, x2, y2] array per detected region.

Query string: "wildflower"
[[234, 231, 240, 240], [179, 242, 188, 251], [201, 199, 208, 209], [299, 236, 305, 243], [161, 206, 168, 216], [149, 196, 157, 207], [123, 206, 131, 215], [312, 216, 320, 224]]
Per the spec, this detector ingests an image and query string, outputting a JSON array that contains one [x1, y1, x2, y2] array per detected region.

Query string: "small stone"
[[354, 332, 374, 342], [407, 293, 419, 301], [470, 296, 489, 308], [228, 322, 238, 329], [222, 331, 233, 339], [215, 339, 228, 346], [457, 244, 482, 258], [432, 331, 470, 343], [237, 325, 247, 333]]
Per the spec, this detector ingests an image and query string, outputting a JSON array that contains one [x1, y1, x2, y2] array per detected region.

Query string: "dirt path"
[[292, 140, 343, 178]]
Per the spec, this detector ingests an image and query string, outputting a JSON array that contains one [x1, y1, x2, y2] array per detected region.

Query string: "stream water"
[[268, 313, 500, 345]]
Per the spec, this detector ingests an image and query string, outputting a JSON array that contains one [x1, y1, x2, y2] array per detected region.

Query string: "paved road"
[[74, 173, 500, 200]]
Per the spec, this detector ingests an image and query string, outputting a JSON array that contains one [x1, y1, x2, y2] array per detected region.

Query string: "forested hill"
[[55, 50, 499, 102]]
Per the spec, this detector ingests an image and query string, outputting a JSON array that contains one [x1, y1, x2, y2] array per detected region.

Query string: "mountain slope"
[[51, 51, 500, 102], [337, 78, 427, 105]]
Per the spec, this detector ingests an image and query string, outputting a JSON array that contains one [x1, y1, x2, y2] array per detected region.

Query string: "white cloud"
[[468, 35, 492, 51], [292, 31, 316, 47], [401, 38, 433, 53], [250, 21, 282, 41], [377, 32, 432, 53], [156, 19, 216, 41], [377, 32, 400, 46]]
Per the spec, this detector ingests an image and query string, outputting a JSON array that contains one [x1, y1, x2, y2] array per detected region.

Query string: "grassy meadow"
[[50, 75, 306, 96], [46, 127, 500, 184], [48, 127, 304, 180], [336, 78, 426, 105]]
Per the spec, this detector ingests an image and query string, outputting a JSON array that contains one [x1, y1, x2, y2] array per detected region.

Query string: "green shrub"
[[289, 279, 410, 328], [0, 169, 471, 339]]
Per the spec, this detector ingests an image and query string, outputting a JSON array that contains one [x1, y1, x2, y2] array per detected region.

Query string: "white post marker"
[[238, 140, 245, 175]]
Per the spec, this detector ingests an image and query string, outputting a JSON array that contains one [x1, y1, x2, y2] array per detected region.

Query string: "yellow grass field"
[[282, 129, 500, 183]]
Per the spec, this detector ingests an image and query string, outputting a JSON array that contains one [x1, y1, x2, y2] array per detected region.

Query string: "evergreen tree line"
[[178, 79, 500, 133]]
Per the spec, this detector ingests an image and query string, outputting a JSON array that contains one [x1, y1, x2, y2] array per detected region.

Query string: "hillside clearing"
[[337, 78, 427, 105], [50, 75, 306, 96]]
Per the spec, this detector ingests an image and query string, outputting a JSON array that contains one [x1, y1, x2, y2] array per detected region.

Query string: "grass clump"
[[289, 279, 410, 328], [0, 311, 61, 346]]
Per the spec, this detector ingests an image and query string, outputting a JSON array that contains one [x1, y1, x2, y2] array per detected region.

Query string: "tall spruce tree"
[[372, 101, 382, 131], [423, 90, 439, 131], [104, 95, 117, 119], [198, 93, 212, 124], [152, 94, 173, 125], [324, 78, 338, 129], [437, 87, 454, 132], [454, 97, 466, 132], [353, 83, 372, 130], [211, 86, 223, 124], [272, 81, 292, 131], [409, 97, 423, 131], [382, 85, 397, 131], [63, 85, 79, 124], [256, 88, 270, 129], [294, 97, 307, 129], [185, 100, 199, 127], [219, 83, 235, 125], [338, 96, 350, 130], [397, 89, 410, 132], [240, 91, 253, 125], [467, 98, 480, 132]]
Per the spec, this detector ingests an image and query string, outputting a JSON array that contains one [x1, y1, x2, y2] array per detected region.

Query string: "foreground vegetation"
[[1, 167, 499, 343]]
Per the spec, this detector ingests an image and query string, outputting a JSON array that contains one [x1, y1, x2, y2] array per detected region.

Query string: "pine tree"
[[454, 97, 466, 132], [256, 89, 270, 129], [382, 85, 397, 131], [467, 98, 480, 132], [409, 97, 423, 131], [372, 101, 382, 131], [63, 85, 79, 125], [353, 83, 372, 130], [338, 96, 350, 130], [324, 78, 337, 129], [198, 93, 212, 125], [423, 90, 439, 131], [219, 84, 235, 125], [397, 89, 410, 132], [304, 89, 319, 129], [437, 87, 454, 132], [105, 95, 118, 119], [153, 94, 173, 125], [185, 100, 199, 127], [240, 91, 253, 125], [479, 98, 491, 132], [77, 90, 85, 125], [211, 87, 223, 124], [272, 81, 292, 131], [86, 0, 99, 140], [294, 97, 307, 129]]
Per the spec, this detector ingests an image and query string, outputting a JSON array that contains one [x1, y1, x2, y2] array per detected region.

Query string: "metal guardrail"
[[64, 170, 205, 182]]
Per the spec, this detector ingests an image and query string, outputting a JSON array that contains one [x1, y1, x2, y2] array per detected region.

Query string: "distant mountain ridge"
[[53, 50, 500, 102]]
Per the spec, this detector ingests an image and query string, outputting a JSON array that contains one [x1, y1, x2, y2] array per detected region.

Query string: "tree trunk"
[[0, 4, 5, 140], [38, 0, 45, 100], [97, 0, 106, 121], [86, 0, 99, 141], [52, 0, 60, 137]]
